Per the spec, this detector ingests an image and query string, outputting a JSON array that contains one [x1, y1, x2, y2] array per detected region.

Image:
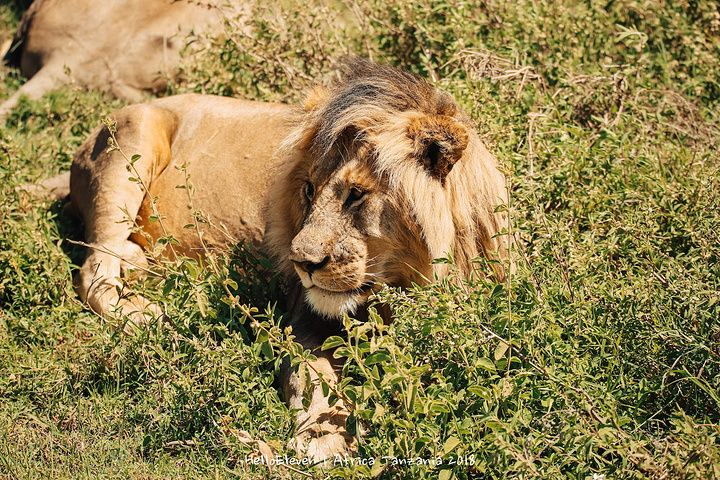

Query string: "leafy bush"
[[1, 0, 719, 478]]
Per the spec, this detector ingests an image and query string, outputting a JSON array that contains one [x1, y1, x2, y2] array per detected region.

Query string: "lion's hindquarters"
[[70, 97, 292, 323], [70, 104, 177, 324]]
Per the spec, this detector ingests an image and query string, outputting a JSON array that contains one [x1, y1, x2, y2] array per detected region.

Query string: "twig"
[[539, 215, 575, 303], [241, 304, 355, 409], [64, 239, 162, 278], [478, 324, 604, 424], [164, 440, 196, 449], [104, 119, 179, 260]]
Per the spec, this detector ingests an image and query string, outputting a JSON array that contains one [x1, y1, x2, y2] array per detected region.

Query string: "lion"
[[0, 0, 242, 121], [58, 57, 509, 462]]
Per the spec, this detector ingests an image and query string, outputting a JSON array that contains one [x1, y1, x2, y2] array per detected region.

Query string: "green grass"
[[2, 0, 720, 478]]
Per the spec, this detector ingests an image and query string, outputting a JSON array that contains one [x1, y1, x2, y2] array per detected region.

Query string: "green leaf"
[[365, 351, 392, 365], [322, 335, 346, 350], [334, 346, 353, 358], [443, 436, 461, 455], [405, 383, 417, 411], [476, 357, 496, 372], [343, 385, 357, 403], [255, 329, 269, 344], [370, 460, 385, 477], [346, 411, 357, 435], [494, 342, 510, 361], [428, 401, 450, 413]]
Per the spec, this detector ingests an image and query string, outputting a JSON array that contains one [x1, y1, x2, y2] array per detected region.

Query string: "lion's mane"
[[265, 57, 509, 293]]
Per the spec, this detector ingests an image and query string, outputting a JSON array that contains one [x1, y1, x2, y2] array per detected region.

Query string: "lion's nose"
[[290, 229, 332, 275], [292, 255, 330, 275]]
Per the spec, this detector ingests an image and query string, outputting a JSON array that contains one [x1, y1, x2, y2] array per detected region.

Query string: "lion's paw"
[[301, 432, 353, 465], [291, 407, 356, 465], [291, 430, 356, 465], [112, 296, 165, 334]]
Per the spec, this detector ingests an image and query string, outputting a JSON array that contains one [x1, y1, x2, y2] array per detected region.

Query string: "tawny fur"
[[267, 58, 509, 283], [46, 57, 509, 463], [0, 0, 245, 121]]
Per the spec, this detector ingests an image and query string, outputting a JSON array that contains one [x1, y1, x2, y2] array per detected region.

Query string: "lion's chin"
[[305, 287, 369, 319]]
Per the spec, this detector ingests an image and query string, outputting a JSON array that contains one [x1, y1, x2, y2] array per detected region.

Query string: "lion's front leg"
[[282, 349, 356, 464]]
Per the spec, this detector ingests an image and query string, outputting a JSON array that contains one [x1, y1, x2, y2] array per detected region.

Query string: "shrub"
[[1, 0, 719, 477]]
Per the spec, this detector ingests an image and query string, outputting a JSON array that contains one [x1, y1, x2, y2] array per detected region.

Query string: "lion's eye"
[[346, 187, 366, 207], [304, 182, 315, 201]]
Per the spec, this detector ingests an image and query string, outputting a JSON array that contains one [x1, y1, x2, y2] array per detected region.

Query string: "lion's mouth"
[[311, 282, 374, 295], [304, 283, 376, 318]]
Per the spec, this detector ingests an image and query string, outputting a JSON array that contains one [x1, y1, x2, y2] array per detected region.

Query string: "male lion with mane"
[[61, 57, 509, 461]]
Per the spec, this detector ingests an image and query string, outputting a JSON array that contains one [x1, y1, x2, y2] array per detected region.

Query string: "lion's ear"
[[303, 85, 329, 112], [407, 115, 469, 182]]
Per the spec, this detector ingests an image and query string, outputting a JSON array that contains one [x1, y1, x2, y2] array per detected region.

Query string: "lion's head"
[[265, 58, 509, 319]]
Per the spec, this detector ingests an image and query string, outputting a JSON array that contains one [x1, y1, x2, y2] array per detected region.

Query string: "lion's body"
[[72, 94, 291, 258], [1, 0, 239, 120], [63, 58, 509, 462], [69, 94, 292, 320]]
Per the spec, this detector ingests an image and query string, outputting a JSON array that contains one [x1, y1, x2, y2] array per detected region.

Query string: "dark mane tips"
[[311, 57, 461, 156], [335, 57, 435, 109]]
